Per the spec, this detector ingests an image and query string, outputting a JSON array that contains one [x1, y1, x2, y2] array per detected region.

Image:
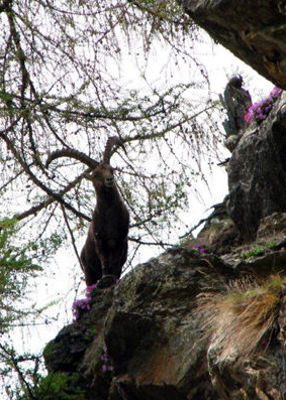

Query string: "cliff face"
[[227, 92, 286, 240], [180, 0, 286, 89], [41, 4, 286, 399], [44, 247, 221, 400], [43, 213, 286, 399]]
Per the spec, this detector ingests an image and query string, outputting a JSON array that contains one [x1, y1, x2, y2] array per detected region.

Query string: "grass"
[[198, 274, 283, 360], [242, 245, 265, 259]]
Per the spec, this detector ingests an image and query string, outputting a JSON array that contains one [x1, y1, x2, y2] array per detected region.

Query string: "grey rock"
[[180, 0, 286, 89], [227, 93, 286, 240], [42, 212, 286, 399]]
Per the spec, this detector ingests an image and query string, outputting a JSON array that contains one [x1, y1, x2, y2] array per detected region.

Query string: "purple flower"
[[199, 248, 206, 254], [193, 243, 200, 249], [244, 110, 253, 123], [102, 365, 107, 372], [86, 283, 98, 297], [258, 113, 266, 120], [72, 297, 91, 321], [269, 86, 282, 99], [101, 347, 114, 373], [244, 86, 282, 124]]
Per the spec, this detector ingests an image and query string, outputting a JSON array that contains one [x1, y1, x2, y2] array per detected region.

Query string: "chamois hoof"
[[97, 274, 116, 289]]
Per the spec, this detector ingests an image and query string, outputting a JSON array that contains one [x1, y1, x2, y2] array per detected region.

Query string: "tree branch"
[[14, 169, 92, 222], [0, 130, 90, 221]]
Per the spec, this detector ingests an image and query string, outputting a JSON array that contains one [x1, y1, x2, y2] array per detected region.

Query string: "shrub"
[[244, 86, 282, 124]]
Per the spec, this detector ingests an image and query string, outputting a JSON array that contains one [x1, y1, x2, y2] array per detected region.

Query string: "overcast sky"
[[7, 29, 274, 373]]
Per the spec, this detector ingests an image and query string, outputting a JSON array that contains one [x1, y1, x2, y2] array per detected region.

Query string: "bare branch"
[[14, 169, 92, 222]]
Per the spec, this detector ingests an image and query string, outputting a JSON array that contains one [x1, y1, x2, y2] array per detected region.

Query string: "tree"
[[0, 217, 63, 399], [0, 1, 223, 396], [0, 0, 222, 261]]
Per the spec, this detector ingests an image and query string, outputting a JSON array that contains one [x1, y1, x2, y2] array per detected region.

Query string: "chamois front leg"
[[108, 241, 128, 279], [96, 243, 127, 288], [80, 234, 103, 285], [94, 248, 117, 288]]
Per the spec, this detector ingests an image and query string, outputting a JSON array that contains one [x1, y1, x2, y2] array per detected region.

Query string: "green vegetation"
[[267, 241, 277, 250], [241, 241, 279, 259], [19, 372, 84, 400], [0, 218, 68, 399], [0, 218, 41, 331], [242, 245, 265, 259]]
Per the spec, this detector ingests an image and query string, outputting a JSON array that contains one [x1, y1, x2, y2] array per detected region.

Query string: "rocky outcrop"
[[219, 75, 252, 143], [180, 0, 286, 89], [42, 212, 286, 399], [44, 246, 229, 400], [227, 91, 286, 240], [179, 0, 286, 241]]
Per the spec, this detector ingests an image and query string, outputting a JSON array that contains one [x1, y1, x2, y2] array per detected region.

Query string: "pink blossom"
[[244, 110, 253, 123], [72, 297, 91, 321], [269, 86, 282, 99], [101, 347, 114, 373], [244, 86, 282, 124], [86, 283, 98, 297], [101, 365, 107, 372]]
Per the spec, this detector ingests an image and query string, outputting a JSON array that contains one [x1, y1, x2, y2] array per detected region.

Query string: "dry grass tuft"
[[197, 274, 284, 360]]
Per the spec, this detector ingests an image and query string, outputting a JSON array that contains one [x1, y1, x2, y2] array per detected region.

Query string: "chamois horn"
[[46, 136, 123, 169], [103, 136, 123, 164], [46, 148, 98, 169]]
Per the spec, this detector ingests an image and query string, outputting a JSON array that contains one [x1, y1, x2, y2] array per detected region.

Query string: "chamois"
[[46, 137, 130, 286]]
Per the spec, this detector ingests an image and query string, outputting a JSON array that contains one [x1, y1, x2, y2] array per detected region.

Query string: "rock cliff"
[[40, 3, 286, 399], [42, 213, 286, 399], [180, 0, 286, 89], [227, 91, 286, 240]]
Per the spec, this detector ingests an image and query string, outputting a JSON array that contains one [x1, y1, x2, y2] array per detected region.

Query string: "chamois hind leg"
[[108, 242, 128, 279], [80, 243, 102, 285], [97, 254, 117, 288]]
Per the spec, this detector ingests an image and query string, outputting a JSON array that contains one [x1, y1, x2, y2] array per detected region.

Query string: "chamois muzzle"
[[105, 176, 114, 187]]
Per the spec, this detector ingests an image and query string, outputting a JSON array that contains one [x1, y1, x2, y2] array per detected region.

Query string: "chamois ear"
[[83, 170, 93, 181]]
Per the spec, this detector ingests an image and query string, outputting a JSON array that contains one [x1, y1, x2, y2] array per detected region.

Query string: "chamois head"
[[85, 136, 122, 188], [89, 163, 115, 188]]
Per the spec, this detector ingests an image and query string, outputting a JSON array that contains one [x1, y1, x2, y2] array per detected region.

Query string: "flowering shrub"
[[193, 243, 206, 254], [101, 345, 114, 373], [244, 86, 282, 124], [72, 283, 98, 321], [86, 283, 98, 297]]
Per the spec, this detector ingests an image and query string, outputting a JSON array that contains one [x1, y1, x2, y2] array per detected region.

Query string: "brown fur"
[[46, 137, 129, 285], [80, 163, 130, 285]]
